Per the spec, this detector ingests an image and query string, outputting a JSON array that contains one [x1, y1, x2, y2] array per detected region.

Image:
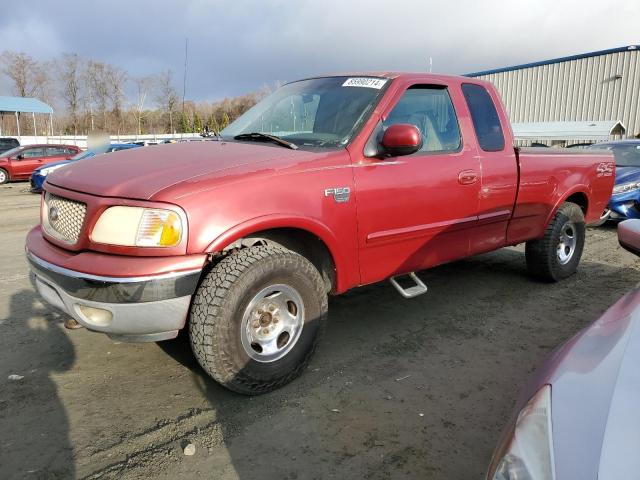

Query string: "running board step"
[[389, 272, 428, 298]]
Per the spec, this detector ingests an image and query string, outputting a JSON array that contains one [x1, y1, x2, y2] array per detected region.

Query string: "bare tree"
[[83, 61, 109, 131], [105, 65, 127, 133], [0, 51, 48, 98], [0, 49, 262, 135], [132, 76, 154, 135], [56, 53, 83, 134], [155, 69, 179, 133]]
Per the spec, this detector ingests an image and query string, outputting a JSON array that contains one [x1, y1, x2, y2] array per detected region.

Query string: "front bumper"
[[608, 192, 640, 220], [27, 251, 202, 342], [30, 174, 44, 192]]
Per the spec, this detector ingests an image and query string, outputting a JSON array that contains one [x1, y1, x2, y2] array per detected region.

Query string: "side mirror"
[[381, 124, 422, 157], [618, 219, 640, 256], [16, 154, 24, 160]]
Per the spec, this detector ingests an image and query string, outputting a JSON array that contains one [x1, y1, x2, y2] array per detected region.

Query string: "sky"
[[1, 0, 639, 102]]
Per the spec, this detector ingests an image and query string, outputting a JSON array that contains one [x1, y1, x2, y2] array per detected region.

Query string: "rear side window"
[[461, 83, 505, 152]]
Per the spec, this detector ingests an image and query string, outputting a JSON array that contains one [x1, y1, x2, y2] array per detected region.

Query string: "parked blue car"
[[30, 143, 140, 192], [589, 140, 640, 225]]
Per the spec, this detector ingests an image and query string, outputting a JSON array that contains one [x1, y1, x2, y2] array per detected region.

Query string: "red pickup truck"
[[26, 73, 614, 394]]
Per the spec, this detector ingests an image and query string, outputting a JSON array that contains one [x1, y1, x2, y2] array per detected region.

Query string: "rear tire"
[[525, 202, 585, 282], [0, 168, 8, 184], [189, 244, 328, 395]]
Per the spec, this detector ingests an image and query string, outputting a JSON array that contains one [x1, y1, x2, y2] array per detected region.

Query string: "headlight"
[[613, 182, 640, 195], [39, 164, 66, 176], [489, 385, 555, 480], [91, 206, 184, 247]]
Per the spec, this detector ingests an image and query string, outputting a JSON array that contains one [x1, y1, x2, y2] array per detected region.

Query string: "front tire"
[[189, 244, 328, 395], [525, 202, 585, 282], [0, 168, 8, 184]]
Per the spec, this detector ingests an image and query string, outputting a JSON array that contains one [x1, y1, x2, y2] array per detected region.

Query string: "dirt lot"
[[1, 183, 639, 480]]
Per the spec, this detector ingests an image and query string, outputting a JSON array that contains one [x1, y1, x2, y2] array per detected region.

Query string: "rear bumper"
[[26, 227, 206, 342]]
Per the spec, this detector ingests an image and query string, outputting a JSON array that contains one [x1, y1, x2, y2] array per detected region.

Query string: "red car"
[[0, 144, 80, 184], [26, 74, 614, 394]]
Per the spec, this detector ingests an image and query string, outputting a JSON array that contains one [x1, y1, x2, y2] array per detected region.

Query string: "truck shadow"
[[0, 288, 75, 480], [157, 245, 640, 479]]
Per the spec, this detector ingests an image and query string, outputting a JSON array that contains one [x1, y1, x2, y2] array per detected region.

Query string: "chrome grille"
[[42, 192, 86, 244]]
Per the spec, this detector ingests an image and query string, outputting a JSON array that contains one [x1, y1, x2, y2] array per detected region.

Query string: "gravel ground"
[[1, 183, 639, 480]]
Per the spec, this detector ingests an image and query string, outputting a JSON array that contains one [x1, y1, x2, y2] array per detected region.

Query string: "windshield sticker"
[[342, 78, 387, 89]]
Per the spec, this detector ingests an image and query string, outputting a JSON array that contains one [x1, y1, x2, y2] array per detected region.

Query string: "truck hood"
[[524, 288, 640, 479], [46, 141, 310, 200]]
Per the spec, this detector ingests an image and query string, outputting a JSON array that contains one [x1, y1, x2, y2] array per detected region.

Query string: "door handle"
[[458, 170, 479, 185]]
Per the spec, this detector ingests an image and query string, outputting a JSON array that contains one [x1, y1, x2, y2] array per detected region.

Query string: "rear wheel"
[[189, 244, 328, 395], [0, 168, 8, 184], [525, 202, 585, 282]]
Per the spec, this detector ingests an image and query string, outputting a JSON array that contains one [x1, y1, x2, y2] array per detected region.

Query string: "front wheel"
[[189, 244, 328, 395], [525, 202, 586, 282], [0, 168, 8, 184]]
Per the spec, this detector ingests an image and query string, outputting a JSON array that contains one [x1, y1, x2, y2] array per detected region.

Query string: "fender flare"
[[204, 214, 351, 292], [544, 185, 591, 227]]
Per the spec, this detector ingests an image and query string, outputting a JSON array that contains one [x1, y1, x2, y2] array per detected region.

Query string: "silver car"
[[487, 219, 640, 480]]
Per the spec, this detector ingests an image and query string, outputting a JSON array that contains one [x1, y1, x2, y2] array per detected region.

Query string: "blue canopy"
[[0, 96, 53, 114]]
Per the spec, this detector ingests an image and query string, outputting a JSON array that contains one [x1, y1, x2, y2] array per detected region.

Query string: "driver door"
[[352, 83, 481, 285]]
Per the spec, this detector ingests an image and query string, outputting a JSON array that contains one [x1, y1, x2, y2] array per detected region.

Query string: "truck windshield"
[[221, 76, 389, 149]]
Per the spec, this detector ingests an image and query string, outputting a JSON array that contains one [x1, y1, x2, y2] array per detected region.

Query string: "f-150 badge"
[[324, 187, 351, 203]]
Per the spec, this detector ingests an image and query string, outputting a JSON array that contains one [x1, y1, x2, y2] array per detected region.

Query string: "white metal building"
[[467, 45, 640, 141]]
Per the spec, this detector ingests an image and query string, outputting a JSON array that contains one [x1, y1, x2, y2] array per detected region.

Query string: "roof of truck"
[[292, 72, 479, 83]]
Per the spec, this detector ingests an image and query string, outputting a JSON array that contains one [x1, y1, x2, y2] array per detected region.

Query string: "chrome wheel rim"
[[557, 222, 577, 265], [0, 171, 6, 183], [240, 284, 305, 363]]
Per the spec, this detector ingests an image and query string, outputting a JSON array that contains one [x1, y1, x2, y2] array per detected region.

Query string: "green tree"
[[179, 111, 190, 133], [221, 112, 230, 129], [193, 111, 203, 132]]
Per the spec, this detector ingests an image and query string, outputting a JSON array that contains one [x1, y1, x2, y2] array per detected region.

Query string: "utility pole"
[[182, 37, 188, 114]]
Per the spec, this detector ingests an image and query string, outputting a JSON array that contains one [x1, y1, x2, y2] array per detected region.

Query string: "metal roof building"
[[467, 45, 640, 143], [0, 96, 54, 138], [0, 96, 53, 115]]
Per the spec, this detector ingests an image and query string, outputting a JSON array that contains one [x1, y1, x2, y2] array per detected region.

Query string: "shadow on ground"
[[0, 288, 75, 480], [153, 247, 640, 480]]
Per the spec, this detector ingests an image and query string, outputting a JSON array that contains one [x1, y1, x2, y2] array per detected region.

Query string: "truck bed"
[[507, 147, 615, 244]]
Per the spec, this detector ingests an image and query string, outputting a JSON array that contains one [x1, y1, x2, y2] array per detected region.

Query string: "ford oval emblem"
[[49, 206, 59, 222]]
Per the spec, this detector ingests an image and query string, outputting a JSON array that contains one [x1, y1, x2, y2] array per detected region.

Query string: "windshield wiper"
[[233, 132, 298, 150]]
